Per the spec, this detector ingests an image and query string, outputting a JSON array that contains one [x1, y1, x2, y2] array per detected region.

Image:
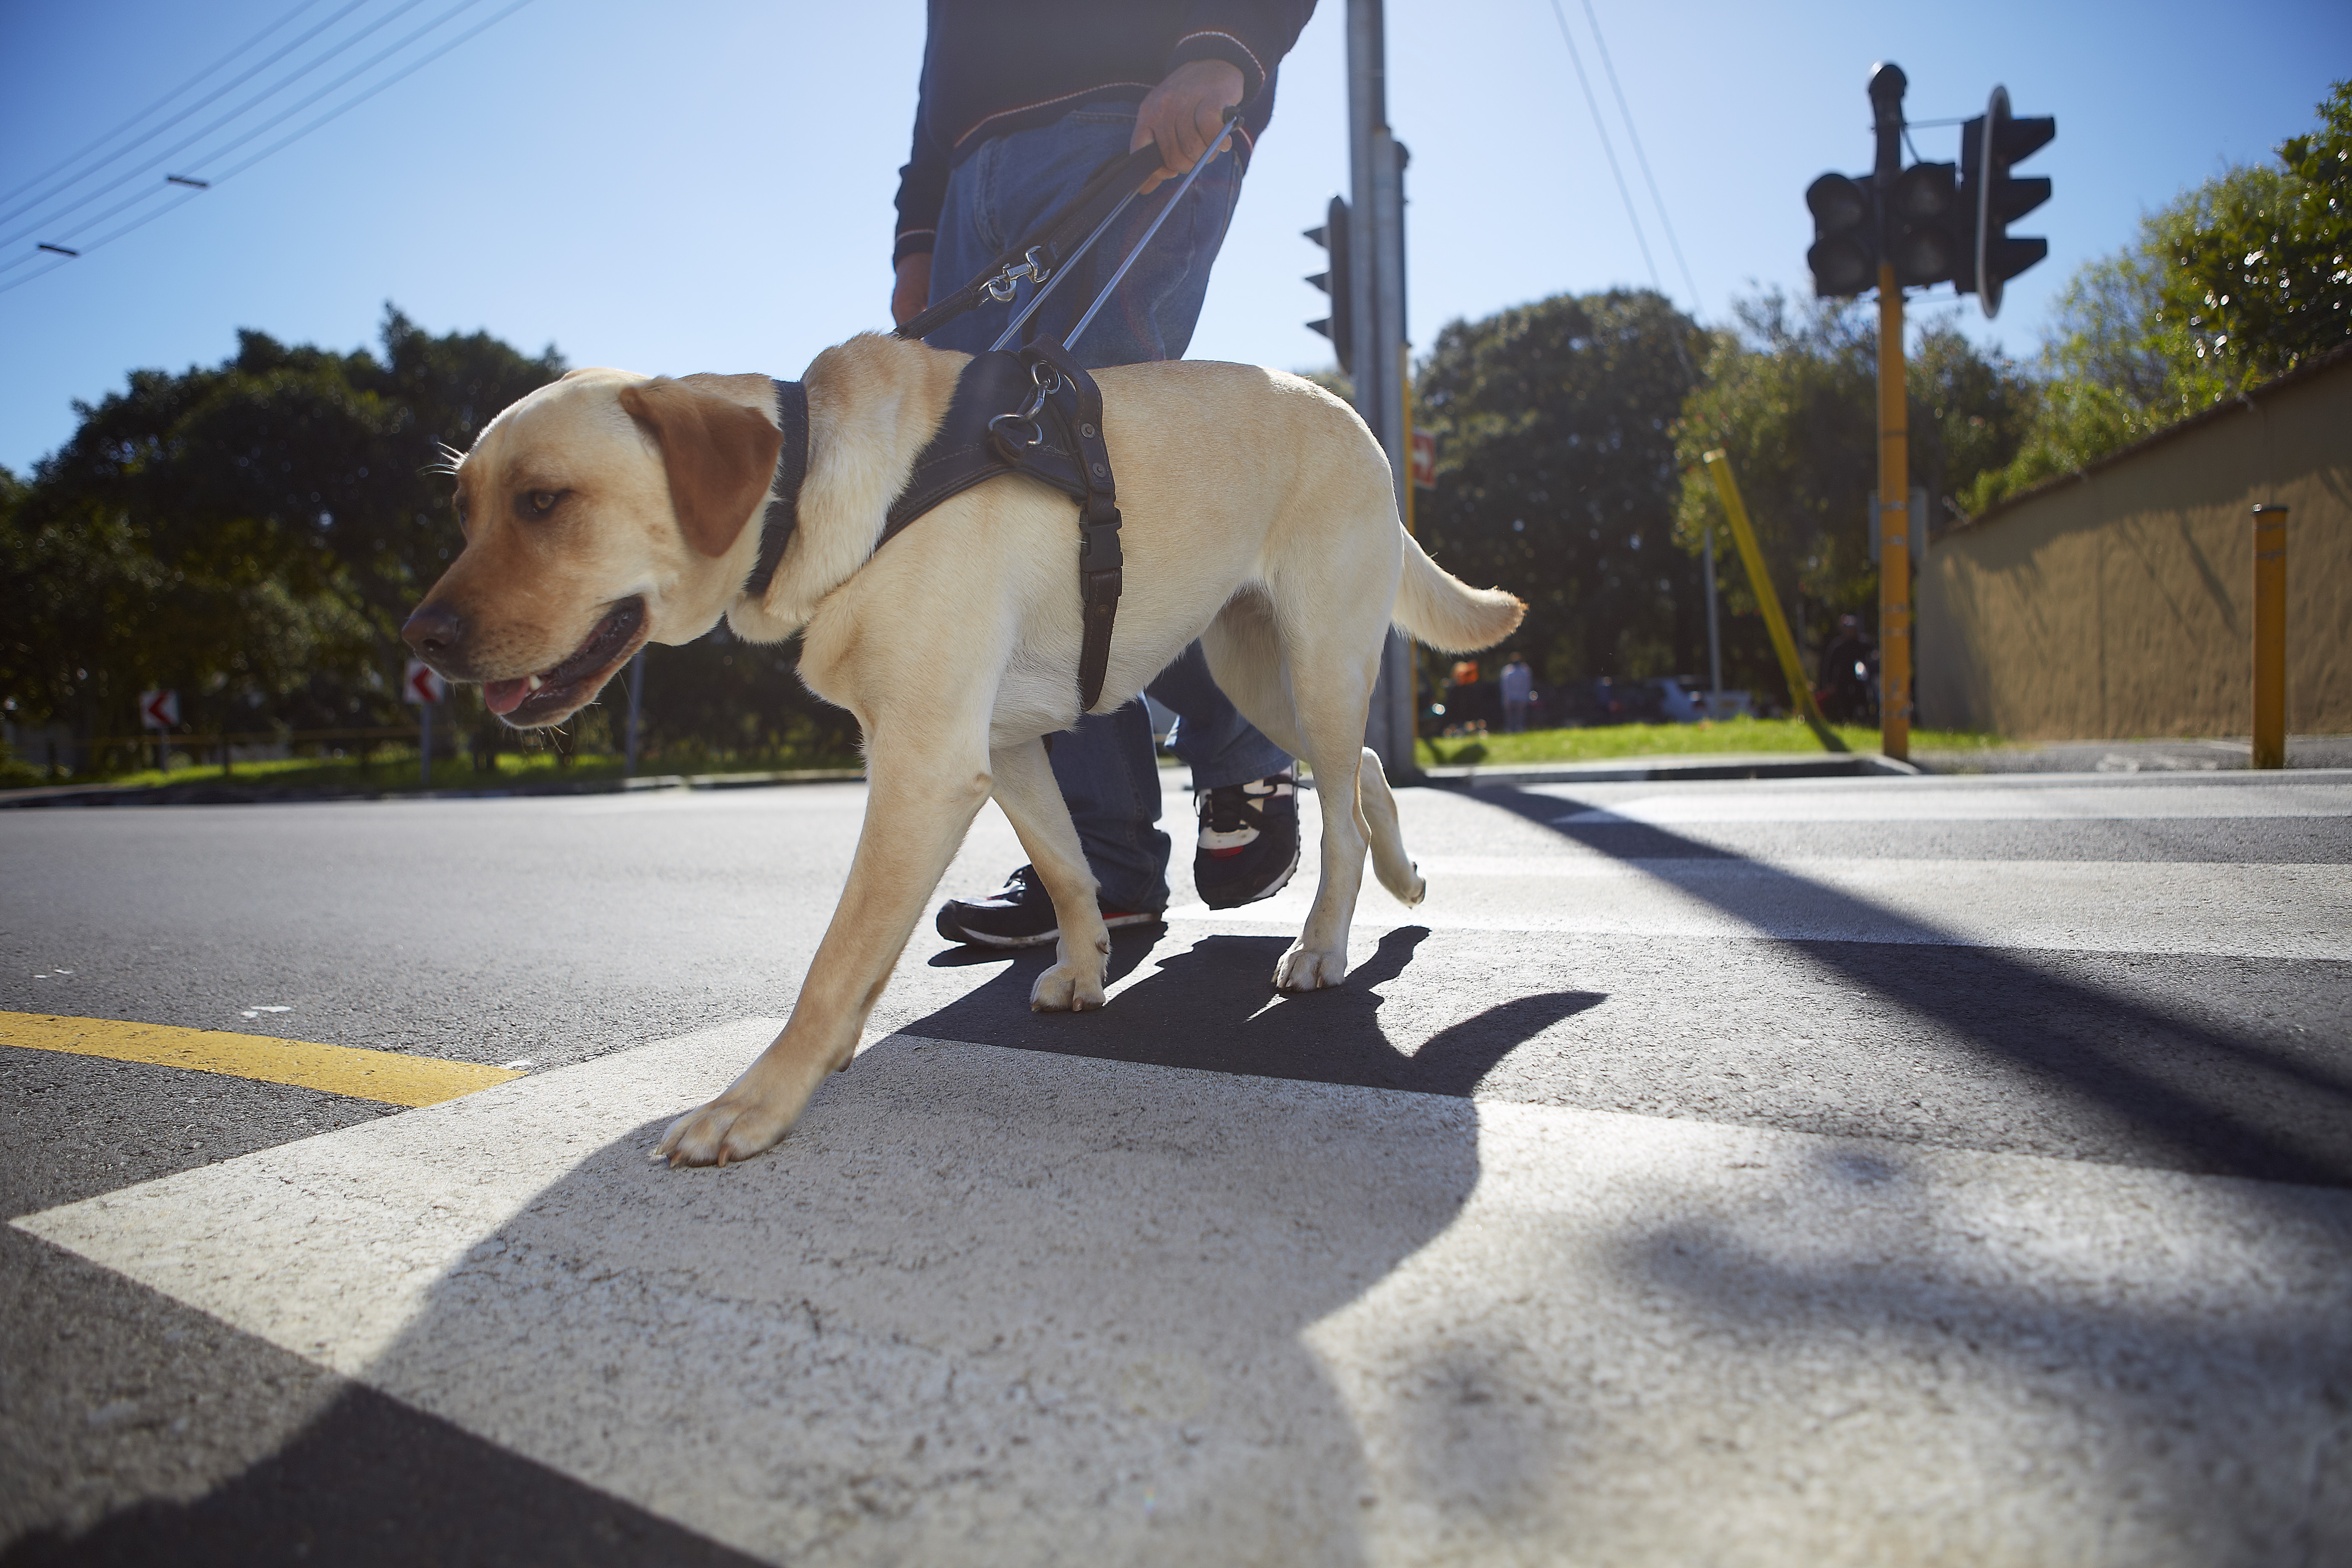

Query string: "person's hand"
[[892, 253, 933, 326], [1131, 58, 1244, 192]]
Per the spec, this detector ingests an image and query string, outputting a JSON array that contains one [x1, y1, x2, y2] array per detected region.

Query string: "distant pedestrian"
[[1499, 654, 1533, 733]]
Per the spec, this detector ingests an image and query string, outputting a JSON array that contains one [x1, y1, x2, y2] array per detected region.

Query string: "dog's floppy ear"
[[617, 377, 782, 559]]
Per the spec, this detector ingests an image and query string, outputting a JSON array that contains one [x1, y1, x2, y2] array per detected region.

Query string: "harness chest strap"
[[742, 361, 1123, 712], [876, 345, 1124, 712], [744, 378, 811, 600]]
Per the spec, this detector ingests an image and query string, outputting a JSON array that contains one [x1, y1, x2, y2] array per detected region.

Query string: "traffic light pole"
[[1346, 0, 1417, 779], [1869, 66, 1912, 762], [1876, 271, 1910, 761]]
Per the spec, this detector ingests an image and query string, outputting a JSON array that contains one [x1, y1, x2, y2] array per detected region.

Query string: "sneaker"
[[934, 865, 1163, 948], [1193, 770, 1301, 909]]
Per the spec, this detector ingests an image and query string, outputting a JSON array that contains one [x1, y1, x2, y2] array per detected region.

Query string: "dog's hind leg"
[[654, 726, 994, 1167], [1355, 744, 1425, 906], [1270, 656, 1378, 993], [990, 735, 1111, 1012]]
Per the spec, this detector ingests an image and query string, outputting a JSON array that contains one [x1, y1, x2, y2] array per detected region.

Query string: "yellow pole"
[[1876, 265, 1911, 761], [1702, 449, 1845, 751], [1399, 343, 1416, 538], [2252, 504, 2288, 768]]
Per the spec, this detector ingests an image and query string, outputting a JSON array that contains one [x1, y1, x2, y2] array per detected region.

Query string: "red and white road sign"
[[403, 660, 448, 705], [1409, 429, 1436, 490], [136, 689, 179, 729]]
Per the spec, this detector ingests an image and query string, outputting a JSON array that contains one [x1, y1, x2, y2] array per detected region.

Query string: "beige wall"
[[1918, 354, 2351, 740]]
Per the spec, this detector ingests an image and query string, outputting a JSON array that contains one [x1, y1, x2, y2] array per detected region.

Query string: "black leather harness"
[[738, 127, 1228, 714], [748, 343, 1126, 712]]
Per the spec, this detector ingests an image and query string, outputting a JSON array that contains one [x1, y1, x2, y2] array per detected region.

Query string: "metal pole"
[[625, 649, 646, 774], [2252, 504, 2288, 768], [1346, 0, 1416, 778], [1869, 63, 1911, 762]]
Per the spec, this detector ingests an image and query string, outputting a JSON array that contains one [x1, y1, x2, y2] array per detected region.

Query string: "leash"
[[890, 142, 1164, 347], [869, 110, 1239, 712]]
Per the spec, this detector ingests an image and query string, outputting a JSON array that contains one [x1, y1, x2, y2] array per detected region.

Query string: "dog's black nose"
[[402, 602, 466, 660]]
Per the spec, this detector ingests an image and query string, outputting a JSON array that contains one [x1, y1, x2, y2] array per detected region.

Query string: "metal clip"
[[982, 247, 1055, 305], [986, 358, 1066, 450], [988, 411, 1044, 448]]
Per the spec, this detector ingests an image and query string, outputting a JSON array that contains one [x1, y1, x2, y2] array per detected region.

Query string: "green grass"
[[13, 745, 861, 797], [1416, 717, 2004, 767]]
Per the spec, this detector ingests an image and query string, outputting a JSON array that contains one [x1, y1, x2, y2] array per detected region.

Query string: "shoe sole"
[[1198, 833, 1302, 911], [946, 909, 1165, 949]]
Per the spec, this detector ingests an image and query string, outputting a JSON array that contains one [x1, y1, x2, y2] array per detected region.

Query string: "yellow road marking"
[[2, 1012, 522, 1108]]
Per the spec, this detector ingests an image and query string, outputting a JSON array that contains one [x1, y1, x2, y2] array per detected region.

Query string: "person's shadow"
[[13, 939, 1605, 1565]]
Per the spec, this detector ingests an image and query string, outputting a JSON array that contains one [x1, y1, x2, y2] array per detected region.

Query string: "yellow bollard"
[[2252, 504, 2288, 769], [1701, 449, 1845, 752]]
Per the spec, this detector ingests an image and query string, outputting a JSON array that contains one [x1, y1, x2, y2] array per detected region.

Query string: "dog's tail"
[[1392, 533, 1525, 653]]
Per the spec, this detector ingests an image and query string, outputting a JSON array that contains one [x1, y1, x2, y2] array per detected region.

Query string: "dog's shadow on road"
[[913, 925, 1605, 1097]]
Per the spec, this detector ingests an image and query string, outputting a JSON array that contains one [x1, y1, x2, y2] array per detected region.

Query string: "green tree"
[[1966, 81, 2350, 511], [1412, 288, 1708, 689], [0, 308, 562, 745], [1671, 290, 2035, 690]]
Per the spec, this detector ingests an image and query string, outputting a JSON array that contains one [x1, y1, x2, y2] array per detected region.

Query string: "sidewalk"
[[0, 767, 865, 810], [10, 735, 2348, 809]]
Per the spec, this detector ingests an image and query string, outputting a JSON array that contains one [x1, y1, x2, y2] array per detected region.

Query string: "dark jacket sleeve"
[[1166, 0, 1314, 102], [892, 24, 946, 265]]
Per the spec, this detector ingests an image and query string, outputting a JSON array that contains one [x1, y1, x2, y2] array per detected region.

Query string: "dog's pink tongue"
[[483, 678, 531, 716]]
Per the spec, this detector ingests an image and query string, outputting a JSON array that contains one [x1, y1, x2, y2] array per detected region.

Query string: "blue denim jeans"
[[924, 103, 1291, 911]]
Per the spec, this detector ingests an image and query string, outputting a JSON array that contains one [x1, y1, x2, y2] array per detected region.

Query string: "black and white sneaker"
[[934, 865, 1163, 948], [1193, 770, 1301, 909]]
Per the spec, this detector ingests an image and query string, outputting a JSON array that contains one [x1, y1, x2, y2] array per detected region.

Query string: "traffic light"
[[1957, 85, 2055, 317], [1887, 160, 1961, 286], [1305, 194, 1353, 373], [1804, 173, 1875, 298]]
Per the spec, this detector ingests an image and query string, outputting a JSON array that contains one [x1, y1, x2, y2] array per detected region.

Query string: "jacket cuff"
[[1167, 29, 1268, 101], [892, 229, 937, 265]]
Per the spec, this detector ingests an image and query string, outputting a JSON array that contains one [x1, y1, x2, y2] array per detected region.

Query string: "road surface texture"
[[5, 768, 2349, 1565]]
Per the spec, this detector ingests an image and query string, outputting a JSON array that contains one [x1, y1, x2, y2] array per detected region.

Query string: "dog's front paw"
[[1030, 957, 1109, 1012], [654, 1093, 796, 1168], [1275, 943, 1348, 992]]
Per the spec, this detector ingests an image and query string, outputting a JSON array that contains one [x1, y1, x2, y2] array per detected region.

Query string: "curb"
[[0, 767, 867, 810], [1408, 753, 1919, 788]]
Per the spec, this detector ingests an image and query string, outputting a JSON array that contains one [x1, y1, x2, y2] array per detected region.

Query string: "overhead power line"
[[1542, 0, 1700, 386], [0, 0, 538, 297], [1544, 0, 1662, 298], [0, 0, 331, 215], [1577, 0, 1705, 314], [0, 0, 444, 255]]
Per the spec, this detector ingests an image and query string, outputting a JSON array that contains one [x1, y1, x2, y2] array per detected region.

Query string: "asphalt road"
[[5, 768, 2349, 1564]]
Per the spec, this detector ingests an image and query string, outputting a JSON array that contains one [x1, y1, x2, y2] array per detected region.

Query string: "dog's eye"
[[530, 491, 559, 512], [515, 489, 566, 520]]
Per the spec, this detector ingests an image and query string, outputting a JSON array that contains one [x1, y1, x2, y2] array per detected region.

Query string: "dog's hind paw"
[[1275, 943, 1348, 992], [1030, 959, 1109, 1013]]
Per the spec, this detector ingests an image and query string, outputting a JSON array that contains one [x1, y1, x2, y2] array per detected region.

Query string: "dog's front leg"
[[653, 743, 993, 1167], [990, 736, 1112, 1012]]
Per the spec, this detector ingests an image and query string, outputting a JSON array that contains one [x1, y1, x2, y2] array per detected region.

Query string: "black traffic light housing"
[[1957, 85, 2055, 317], [1806, 68, 2052, 310], [1806, 173, 1876, 297], [1887, 160, 1961, 286], [1305, 195, 1353, 373]]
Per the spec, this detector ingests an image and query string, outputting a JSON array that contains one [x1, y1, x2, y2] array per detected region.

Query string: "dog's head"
[[401, 368, 781, 728]]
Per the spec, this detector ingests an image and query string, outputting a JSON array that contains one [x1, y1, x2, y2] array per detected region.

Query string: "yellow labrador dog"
[[404, 333, 1522, 1166]]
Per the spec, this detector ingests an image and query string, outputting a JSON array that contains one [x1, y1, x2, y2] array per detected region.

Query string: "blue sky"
[[3, 0, 2345, 476]]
